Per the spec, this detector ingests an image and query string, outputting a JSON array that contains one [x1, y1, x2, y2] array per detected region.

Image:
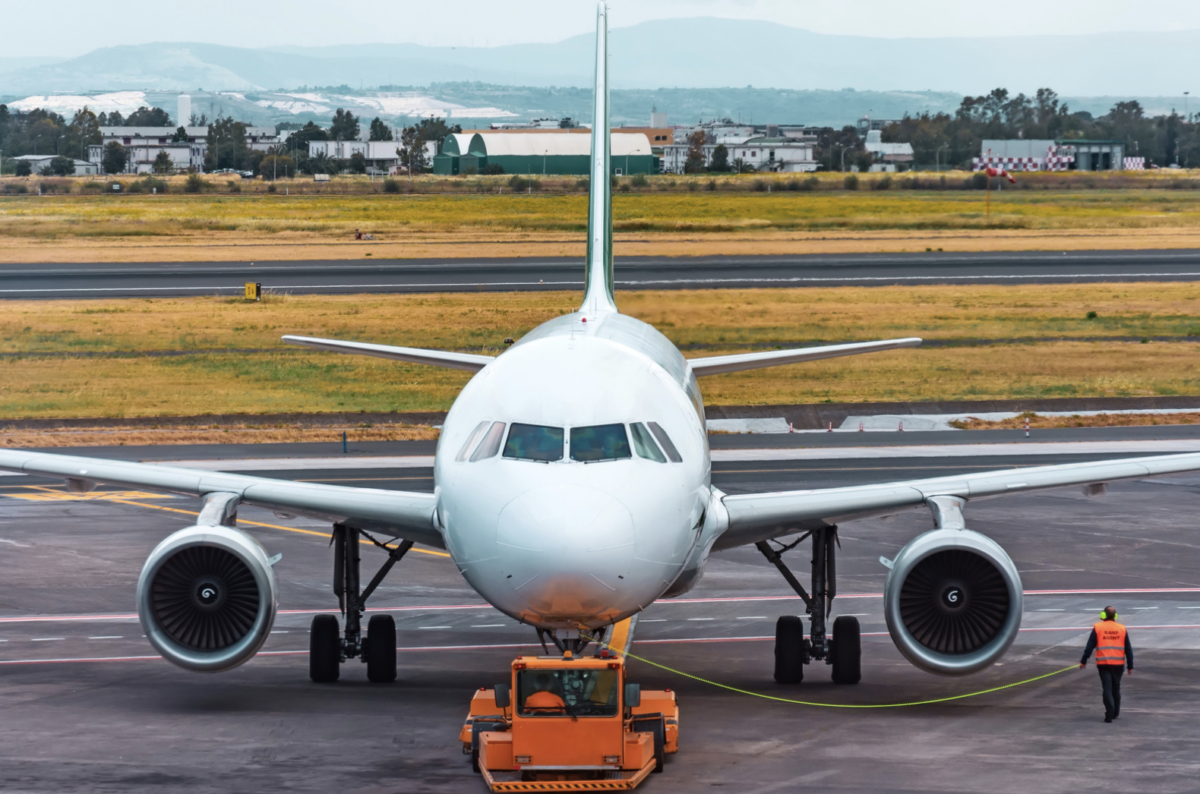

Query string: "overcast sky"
[[7, 0, 1200, 58]]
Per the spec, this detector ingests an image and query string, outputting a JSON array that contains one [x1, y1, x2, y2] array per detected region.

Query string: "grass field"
[[5, 187, 1200, 262], [2, 283, 1200, 420]]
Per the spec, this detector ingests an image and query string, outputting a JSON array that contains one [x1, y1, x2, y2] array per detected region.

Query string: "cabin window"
[[517, 668, 620, 717], [570, 424, 631, 462], [455, 420, 491, 462], [647, 422, 682, 462], [630, 422, 666, 463], [503, 423, 564, 462], [469, 422, 506, 462]]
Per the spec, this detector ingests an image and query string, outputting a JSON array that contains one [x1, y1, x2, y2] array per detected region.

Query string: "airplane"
[[4, 3, 1200, 689]]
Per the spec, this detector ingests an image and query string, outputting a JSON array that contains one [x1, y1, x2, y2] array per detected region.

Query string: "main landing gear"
[[756, 525, 861, 686], [310, 522, 413, 684]]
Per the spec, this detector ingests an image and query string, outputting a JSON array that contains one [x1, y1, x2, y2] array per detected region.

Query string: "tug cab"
[[461, 651, 679, 791]]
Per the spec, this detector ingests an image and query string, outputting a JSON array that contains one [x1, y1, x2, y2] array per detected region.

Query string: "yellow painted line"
[[6, 490, 174, 502], [608, 617, 634, 656]]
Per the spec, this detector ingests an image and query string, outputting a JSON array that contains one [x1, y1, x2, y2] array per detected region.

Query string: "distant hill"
[[1, 19, 1199, 96]]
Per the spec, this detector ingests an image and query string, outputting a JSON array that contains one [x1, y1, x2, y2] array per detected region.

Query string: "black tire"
[[830, 615, 861, 685], [649, 718, 665, 773], [774, 615, 805, 684], [366, 614, 397, 684], [309, 613, 341, 683]]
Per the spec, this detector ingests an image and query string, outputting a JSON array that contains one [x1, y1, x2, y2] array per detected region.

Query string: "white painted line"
[[736, 616, 767, 620], [1178, 606, 1200, 609], [87, 636, 122, 640], [840, 613, 872, 617], [269, 630, 289, 634], [1037, 609, 1066, 612], [470, 624, 506, 628], [31, 637, 65, 642], [1132, 607, 1158, 610], [639, 619, 666, 623], [687, 617, 715, 621], [154, 456, 435, 471], [713, 441, 1200, 462], [418, 626, 452, 630]]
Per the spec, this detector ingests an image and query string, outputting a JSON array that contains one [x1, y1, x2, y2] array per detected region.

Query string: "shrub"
[[1086, 311, 1098, 320], [618, 182, 631, 192], [574, 178, 589, 191], [184, 173, 206, 194], [843, 174, 859, 190], [226, 180, 241, 194], [37, 179, 71, 194], [971, 173, 988, 190], [751, 178, 768, 192], [128, 177, 168, 194], [382, 178, 400, 193], [630, 172, 648, 188], [706, 179, 717, 192], [482, 163, 505, 175], [80, 181, 105, 194], [267, 183, 277, 193], [507, 176, 541, 192], [873, 176, 892, 191], [2, 182, 29, 194]]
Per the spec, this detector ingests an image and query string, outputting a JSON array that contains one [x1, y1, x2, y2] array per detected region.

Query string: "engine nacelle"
[[884, 528, 1022, 676], [137, 525, 277, 672]]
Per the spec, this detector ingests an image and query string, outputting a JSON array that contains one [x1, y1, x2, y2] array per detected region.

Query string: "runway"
[[5, 248, 1200, 298], [2, 443, 1200, 791]]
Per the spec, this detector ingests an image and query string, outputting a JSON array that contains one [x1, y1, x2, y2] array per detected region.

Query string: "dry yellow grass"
[[2, 283, 1200, 419], [950, 412, 1200, 430], [5, 187, 1200, 262], [0, 421, 439, 448]]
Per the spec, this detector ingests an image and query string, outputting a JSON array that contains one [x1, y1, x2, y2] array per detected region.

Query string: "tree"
[[709, 144, 730, 172], [171, 126, 189, 143], [125, 107, 171, 126], [100, 110, 125, 126], [48, 155, 76, 176], [101, 141, 127, 174], [684, 130, 707, 174], [152, 150, 174, 175], [348, 151, 368, 174], [330, 109, 360, 141], [396, 126, 429, 173], [368, 117, 393, 141], [309, 151, 337, 175], [259, 154, 294, 180], [187, 112, 208, 127], [66, 107, 101, 160], [15, 159, 32, 177], [731, 157, 752, 174], [206, 116, 249, 171], [415, 116, 462, 152]]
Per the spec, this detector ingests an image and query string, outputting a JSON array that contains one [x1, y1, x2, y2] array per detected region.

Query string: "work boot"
[[1104, 716, 1113, 723]]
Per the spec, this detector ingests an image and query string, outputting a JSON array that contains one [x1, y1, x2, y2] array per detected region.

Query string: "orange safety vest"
[[1093, 621, 1127, 666]]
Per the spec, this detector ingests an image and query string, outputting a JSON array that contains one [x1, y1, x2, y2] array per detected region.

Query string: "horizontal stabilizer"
[[687, 337, 922, 377], [282, 335, 494, 372]]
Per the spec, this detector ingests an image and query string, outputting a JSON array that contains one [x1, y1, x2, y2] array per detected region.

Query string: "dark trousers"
[[1098, 665, 1124, 718]]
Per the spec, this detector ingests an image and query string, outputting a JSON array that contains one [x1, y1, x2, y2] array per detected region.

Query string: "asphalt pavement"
[[2, 447, 1199, 792], [7, 248, 1200, 298]]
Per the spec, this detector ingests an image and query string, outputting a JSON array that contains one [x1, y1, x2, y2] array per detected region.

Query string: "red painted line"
[[3, 625, 1198, 667], [2, 588, 1197, 625]]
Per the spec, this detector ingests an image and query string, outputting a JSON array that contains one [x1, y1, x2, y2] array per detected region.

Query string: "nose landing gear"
[[309, 523, 413, 684], [757, 525, 861, 685]]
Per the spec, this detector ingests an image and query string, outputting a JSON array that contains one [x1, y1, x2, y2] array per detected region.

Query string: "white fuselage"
[[433, 311, 713, 629]]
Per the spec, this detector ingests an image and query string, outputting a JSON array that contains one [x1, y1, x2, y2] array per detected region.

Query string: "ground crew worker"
[[1079, 605, 1133, 723], [523, 673, 566, 712]]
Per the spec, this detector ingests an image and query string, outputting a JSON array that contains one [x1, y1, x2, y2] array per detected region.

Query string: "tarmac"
[[2, 439, 1199, 792], [6, 248, 1200, 298]]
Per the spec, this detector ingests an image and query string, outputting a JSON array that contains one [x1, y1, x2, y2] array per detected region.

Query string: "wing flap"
[[0, 450, 442, 548], [717, 451, 1200, 550], [688, 338, 922, 377], [283, 335, 493, 372]]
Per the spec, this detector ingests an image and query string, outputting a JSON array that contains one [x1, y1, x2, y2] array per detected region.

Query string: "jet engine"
[[883, 528, 1022, 676], [137, 525, 277, 672]]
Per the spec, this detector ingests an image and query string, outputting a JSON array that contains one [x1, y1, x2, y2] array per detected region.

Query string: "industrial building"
[[433, 132, 658, 176], [863, 130, 914, 170], [975, 139, 1139, 171], [660, 136, 816, 174], [9, 154, 99, 176], [88, 125, 281, 174]]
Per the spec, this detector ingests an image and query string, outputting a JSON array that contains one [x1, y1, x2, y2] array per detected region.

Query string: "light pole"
[[543, 148, 547, 176], [1186, 91, 1191, 121], [936, 143, 949, 172]]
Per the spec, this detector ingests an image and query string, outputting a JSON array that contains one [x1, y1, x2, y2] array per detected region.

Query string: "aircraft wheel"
[[830, 615, 861, 685], [774, 615, 805, 684], [366, 614, 397, 683], [310, 613, 341, 683]]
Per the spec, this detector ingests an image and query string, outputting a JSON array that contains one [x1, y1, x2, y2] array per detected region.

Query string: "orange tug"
[[460, 650, 679, 791]]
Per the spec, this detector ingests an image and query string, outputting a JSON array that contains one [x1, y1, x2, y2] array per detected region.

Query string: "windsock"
[[983, 165, 1017, 184]]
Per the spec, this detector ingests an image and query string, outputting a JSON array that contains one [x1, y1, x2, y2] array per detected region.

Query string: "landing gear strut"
[[757, 525, 861, 685], [309, 522, 413, 684]]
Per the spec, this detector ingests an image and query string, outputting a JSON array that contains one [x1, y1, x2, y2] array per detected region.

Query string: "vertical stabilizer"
[[580, 2, 618, 315]]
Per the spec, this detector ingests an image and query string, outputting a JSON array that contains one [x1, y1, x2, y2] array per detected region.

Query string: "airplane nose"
[[495, 484, 637, 625]]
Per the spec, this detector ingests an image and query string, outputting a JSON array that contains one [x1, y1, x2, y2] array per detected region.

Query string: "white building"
[[88, 126, 282, 174], [661, 137, 817, 174], [307, 139, 437, 173], [11, 154, 100, 176], [863, 130, 914, 166]]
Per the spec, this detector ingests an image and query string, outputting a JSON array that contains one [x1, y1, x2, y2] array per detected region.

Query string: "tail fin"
[[580, 2, 617, 315]]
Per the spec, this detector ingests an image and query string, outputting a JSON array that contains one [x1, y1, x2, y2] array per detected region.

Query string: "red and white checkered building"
[[973, 145, 1074, 173]]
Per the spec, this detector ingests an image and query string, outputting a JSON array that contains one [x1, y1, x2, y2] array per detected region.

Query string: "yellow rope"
[[589, 633, 1076, 708]]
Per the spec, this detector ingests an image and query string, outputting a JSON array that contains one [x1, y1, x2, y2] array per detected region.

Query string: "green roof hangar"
[[434, 132, 659, 176]]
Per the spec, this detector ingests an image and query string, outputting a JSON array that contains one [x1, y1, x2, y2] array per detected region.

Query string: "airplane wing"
[[687, 338, 922, 377], [715, 451, 1200, 550], [0, 449, 443, 548], [283, 335, 494, 372]]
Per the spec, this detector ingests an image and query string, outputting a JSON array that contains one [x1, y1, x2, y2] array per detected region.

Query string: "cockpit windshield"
[[570, 424, 631, 462], [517, 668, 620, 717], [503, 423, 564, 462]]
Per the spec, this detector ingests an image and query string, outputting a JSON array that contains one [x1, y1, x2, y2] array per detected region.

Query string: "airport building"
[[88, 126, 281, 174], [975, 139, 1139, 171], [660, 137, 817, 174], [10, 154, 100, 176], [433, 132, 659, 176]]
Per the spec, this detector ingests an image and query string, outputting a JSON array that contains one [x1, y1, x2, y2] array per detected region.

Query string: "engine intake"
[[137, 525, 277, 672], [884, 528, 1022, 675]]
